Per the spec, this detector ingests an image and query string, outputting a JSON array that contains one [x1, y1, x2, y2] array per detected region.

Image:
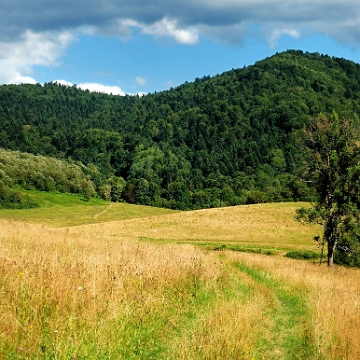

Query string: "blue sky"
[[1, 1, 360, 95]]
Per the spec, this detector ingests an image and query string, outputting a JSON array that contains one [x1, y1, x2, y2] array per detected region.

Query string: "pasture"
[[0, 198, 359, 359]]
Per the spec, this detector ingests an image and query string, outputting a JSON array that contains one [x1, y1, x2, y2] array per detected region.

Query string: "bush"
[[0, 180, 39, 209]]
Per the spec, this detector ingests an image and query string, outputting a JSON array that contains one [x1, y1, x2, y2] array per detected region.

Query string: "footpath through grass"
[[2, 212, 358, 358], [163, 257, 319, 360], [233, 261, 317, 359]]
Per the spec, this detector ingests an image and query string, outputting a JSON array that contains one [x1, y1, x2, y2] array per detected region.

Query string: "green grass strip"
[[233, 262, 319, 360]]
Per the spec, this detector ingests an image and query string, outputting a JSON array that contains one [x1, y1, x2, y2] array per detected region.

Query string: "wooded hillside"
[[1, 50, 360, 209]]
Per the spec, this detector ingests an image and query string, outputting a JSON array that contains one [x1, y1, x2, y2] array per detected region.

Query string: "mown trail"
[[156, 255, 319, 360], [233, 262, 317, 359]]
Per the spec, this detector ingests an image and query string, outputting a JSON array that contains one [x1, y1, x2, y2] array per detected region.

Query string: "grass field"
[[0, 190, 175, 226], [1, 194, 359, 359]]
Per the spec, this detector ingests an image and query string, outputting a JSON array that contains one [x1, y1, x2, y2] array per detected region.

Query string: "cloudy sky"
[[2, 1, 360, 95]]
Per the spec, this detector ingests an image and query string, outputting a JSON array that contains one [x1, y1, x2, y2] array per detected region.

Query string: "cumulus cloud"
[[55, 80, 125, 96], [140, 18, 199, 45], [55, 80, 73, 87], [0, 30, 74, 84], [268, 28, 301, 49], [78, 82, 125, 95]]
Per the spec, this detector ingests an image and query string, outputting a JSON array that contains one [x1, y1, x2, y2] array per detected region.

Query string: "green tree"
[[269, 148, 287, 173], [107, 176, 126, 202], [129, 146, 165, 185], [296, 113, 360, 267]]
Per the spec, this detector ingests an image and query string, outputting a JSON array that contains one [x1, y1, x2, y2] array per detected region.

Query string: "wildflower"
[[78, 286, 83, 291], [18, 272, 24, 277]]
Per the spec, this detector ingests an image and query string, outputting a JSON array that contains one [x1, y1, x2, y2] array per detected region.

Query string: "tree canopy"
[[296, 113, 360, 267]]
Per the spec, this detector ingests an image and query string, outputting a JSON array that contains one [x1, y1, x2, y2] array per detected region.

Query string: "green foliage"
[[0, 180, 39, 209], [211, 244, 278, 255], [107, 176, 126, 202], [296, 113, 360, 267], [0, 149, 99, 204], [1, 51, 360, 209]]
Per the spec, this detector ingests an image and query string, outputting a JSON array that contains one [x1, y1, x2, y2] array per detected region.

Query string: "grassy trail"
[[154, 257, 319, 360], [233, 261, 318, 359]]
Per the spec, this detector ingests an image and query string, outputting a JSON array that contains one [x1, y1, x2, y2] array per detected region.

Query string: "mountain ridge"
[[1, 49, 360, 209]]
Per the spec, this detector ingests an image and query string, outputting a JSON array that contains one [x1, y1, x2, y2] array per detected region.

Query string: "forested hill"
[[1, 49, 360, 209]]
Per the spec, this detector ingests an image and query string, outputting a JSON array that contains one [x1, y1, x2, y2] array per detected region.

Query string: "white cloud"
[[0, 30, 74, 84], [140, 18, 199, 45], [135, 76, 148, 86], [55, 79, 73, 87], [136, 92, 148, 97], [268, 28, 301, 49], [55, 80, 125, 95], [78, 82, 125, 95], [117, 17, 199, 45]]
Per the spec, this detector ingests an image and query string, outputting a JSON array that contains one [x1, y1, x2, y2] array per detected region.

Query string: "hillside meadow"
[[1, 199, 359, 359]]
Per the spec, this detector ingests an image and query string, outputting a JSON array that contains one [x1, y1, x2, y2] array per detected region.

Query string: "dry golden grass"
[[69, 202, 320, 250], [0, 220, 224, 358], [1, 203, 358, 359]]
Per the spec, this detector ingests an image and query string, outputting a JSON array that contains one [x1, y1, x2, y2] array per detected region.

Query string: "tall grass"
[[1, 203, 359, 359], [0, 220, 224, 359]]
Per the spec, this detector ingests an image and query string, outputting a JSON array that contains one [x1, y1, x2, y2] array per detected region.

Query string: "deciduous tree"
[[296, 113, 360, 267]]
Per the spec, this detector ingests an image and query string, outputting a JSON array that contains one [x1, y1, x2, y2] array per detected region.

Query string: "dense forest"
[[1, 50, 360, 209]]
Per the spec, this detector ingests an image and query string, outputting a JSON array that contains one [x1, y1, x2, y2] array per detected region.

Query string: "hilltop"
[[1, 50, 360, 209]]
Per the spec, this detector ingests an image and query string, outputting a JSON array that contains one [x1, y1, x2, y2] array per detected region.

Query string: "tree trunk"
[[324, 214, 336, 267], [327, 240, 336, 267], [327, 252, 334, 267]]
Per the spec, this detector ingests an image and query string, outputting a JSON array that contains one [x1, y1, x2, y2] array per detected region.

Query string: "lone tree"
[[296, 113, 360, 267]]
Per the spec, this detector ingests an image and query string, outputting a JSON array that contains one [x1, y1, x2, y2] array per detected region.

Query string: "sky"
[[2, 1, 360, 95]]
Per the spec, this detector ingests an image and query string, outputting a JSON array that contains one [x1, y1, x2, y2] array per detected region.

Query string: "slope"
[[1, 50, 360, 209]]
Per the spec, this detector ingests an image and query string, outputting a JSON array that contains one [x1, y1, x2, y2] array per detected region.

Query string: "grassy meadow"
[[1, 196, 359, 359]]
